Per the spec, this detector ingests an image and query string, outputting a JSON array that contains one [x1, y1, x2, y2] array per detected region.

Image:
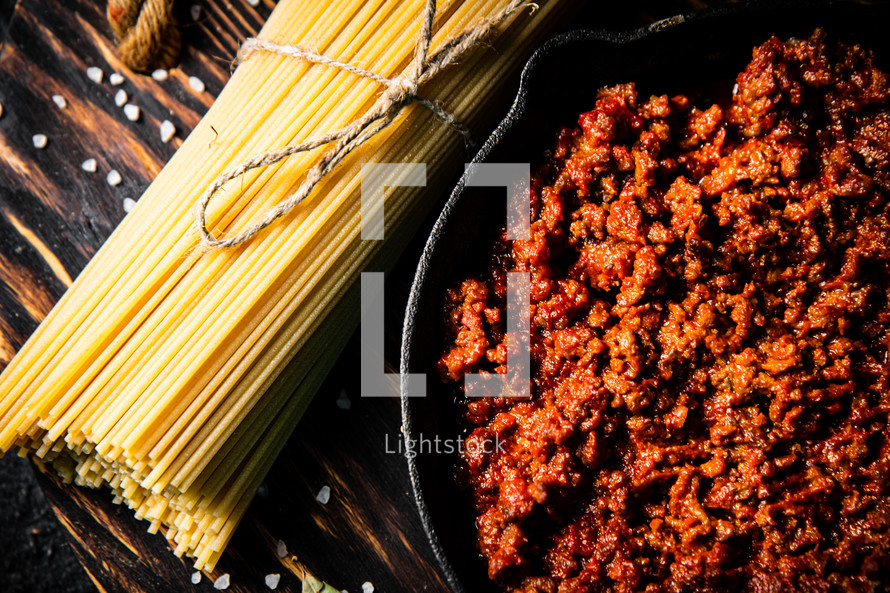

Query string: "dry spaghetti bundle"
[[0, 0, 572, 571]]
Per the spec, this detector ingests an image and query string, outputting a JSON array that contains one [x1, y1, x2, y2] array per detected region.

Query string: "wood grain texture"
[[0, 0, 721, 592]]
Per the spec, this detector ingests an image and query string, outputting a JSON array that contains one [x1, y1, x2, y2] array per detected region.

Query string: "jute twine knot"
[[196, 0, 536, 249], [107, 0, 180, 72]]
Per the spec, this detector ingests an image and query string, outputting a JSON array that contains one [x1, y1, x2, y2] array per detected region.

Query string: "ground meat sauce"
[[438, 30, 890, 593]]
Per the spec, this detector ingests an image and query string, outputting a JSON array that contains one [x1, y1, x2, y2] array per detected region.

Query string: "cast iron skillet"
[[401, 2, 890, 592]]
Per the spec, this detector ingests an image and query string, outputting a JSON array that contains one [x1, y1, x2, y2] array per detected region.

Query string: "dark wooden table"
[[0, 1, 717, 592]]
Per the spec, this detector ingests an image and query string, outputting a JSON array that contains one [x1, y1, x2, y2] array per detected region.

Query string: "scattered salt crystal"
[[362, 582, 374, 593], [336, 389, 351, 411], [152, 69, 169, 82], [733, 82, 739, 95], [247, 0, 260, 6], [160, 120, 176, 143], [188, 76, 205, 93], [86, 66, 103, 83], [275, 539, 287, 558], [81, 158, 98, 172], [256, 482, 269, 497], [264, 574, 280, 590], [52, 94, 67, 108], [123, 104, 140, 121], [213, 573, 230, 590], [106, 169, 122, 186], [122, 197, 137, 213], [190, 4, 201, 20], [115, 89, 128, 107], [110, 72, 125, 86], [316, 485, 331, 505], [32, 134, 47, 149], [191, 571, 201, 584]]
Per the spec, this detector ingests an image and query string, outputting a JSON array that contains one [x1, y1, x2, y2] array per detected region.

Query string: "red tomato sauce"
[[439, 30, 890, 593]]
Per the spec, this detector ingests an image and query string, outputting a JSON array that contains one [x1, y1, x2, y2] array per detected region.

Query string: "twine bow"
[[195, 0, 534, 249]]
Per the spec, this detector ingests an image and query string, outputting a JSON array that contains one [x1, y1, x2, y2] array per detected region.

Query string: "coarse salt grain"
[[316, 485, 331, 505], [213, 573, 230, 590], [160, 120, 176, 143], [81, 158, 98, 172], [188, 76, 205, 93], [52, 94, 67, 108], [264, 574, 280, 590], [122, 197, 137, 213], [32, 134, 47, 149], [362, 581, 374, 593], [106, 169, 122, 186], [247, 0, 260, 5], [152, 69, 169, 82], [190, 4, 201, 20], [115, 89, 128, 107], [336, 388, 351, 411], [275, 539, 287, 558], [123, 104, 141, 121], [86, 66, 103, 83], [191, 571, 201, 584], [110, 72, 125, 85]]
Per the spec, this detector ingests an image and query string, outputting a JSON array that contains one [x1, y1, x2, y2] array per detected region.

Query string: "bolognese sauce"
[[439, 30, 890, 593]]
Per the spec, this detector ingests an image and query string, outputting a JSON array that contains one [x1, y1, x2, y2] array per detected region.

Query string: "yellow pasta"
[[0, 0, 575, 570]]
